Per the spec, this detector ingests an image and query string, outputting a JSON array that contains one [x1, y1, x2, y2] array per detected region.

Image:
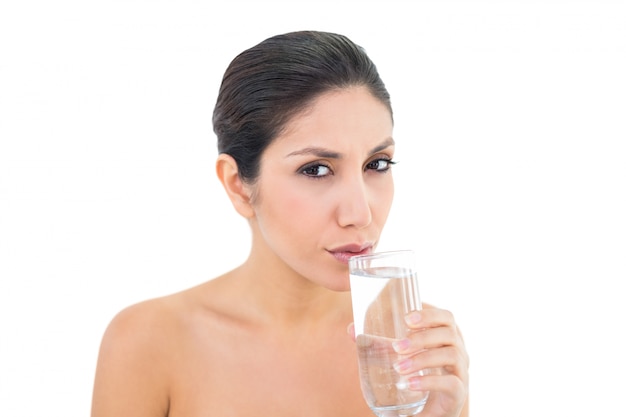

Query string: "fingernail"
[[405, 312, 421, 326], [392, 338, 410, 352], [393, 358, 412, 373], [408, 377, 422, 390]]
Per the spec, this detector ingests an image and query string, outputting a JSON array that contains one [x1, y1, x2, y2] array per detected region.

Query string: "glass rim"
[[348, 249, 415, 265]]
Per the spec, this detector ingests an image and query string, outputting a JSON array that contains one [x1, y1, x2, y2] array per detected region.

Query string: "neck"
[[231, 241, 352, 331]]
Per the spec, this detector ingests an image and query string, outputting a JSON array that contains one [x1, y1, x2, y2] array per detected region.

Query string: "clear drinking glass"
[[349, 250, 429, 417]]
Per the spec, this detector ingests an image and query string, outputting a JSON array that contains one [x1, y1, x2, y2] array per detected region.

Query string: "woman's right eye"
[[300, 163, 333, 178]]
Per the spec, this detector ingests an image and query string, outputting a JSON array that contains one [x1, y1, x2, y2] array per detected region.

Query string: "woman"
[[91, 30, 469, 417]]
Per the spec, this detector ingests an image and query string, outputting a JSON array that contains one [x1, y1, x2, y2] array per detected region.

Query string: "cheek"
[[278, 193, 312, 222], [257, 182, 326, 237], [373, 177, 395, 220]]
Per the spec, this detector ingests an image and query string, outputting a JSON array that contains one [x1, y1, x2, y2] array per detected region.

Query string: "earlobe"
[[215, 154, 255, 218]]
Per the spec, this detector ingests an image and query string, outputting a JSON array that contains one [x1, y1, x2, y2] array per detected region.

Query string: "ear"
[[216, 154, 255, 218]]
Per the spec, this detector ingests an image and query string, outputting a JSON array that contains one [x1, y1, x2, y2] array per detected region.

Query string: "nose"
[[336, 177, 372, 229]]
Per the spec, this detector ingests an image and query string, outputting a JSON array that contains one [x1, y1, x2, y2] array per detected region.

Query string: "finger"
[[405, 372, 466, 399], [393, 346, 469, 381], [393, 326, 459, 354], [355, 334, 409, 371], [404, 307, 456, 331], [355, 334, 395, 353]]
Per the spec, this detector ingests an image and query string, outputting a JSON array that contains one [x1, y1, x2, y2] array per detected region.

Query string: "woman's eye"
[[366, 158, 396, 172], [300, 164, 332, 178]]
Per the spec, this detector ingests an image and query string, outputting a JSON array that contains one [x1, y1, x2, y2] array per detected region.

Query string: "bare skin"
[[91, 87, 469, 417], [92, 270, 372, 416]]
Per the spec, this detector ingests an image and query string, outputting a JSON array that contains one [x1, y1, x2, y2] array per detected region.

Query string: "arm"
[[91, 303, 170, 417]]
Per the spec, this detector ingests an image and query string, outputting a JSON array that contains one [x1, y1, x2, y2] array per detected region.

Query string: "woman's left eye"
[[366, 158, 396, 172], [300, 163, 332, 178]]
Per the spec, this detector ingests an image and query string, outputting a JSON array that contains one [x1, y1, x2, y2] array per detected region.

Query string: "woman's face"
[[249, 86, 395, 291]]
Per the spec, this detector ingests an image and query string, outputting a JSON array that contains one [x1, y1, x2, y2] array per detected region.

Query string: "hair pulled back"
[[212, 30, 392, 183]]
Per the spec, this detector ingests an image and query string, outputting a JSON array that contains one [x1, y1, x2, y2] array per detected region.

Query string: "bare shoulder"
[[97, 278, 225, 354], [91, 295, 181, 417], [99, 296, 179, 358], [91, 277, 237, 417]]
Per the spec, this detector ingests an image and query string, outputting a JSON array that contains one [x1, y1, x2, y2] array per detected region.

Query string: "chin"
[[321, 273, 351, 292], [327, 282, 351, 292]]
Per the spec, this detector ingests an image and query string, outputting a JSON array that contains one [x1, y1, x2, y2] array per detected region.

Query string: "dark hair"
[[212, 30, 392, 183]]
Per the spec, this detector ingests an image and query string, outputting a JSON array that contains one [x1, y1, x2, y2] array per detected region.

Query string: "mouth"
[[327, 243, 374, 264]]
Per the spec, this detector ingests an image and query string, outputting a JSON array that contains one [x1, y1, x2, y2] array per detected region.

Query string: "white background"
[[1, 1, 625, 416]]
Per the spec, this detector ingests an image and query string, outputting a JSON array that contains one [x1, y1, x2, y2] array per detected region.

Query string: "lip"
[[327, 243, 374, 264]]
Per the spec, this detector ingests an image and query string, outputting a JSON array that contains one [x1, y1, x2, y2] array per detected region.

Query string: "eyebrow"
[[286, 137, 395, 159]]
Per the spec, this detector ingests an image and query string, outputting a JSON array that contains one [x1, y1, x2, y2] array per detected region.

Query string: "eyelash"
[[366, 158, 397, 172], [299, 157, 397, 179]]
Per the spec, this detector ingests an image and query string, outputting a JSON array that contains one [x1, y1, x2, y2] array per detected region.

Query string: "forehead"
[[269, 86, 394, 154]]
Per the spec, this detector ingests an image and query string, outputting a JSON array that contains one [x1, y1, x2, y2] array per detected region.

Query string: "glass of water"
[[349, 250, 429, 417]]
